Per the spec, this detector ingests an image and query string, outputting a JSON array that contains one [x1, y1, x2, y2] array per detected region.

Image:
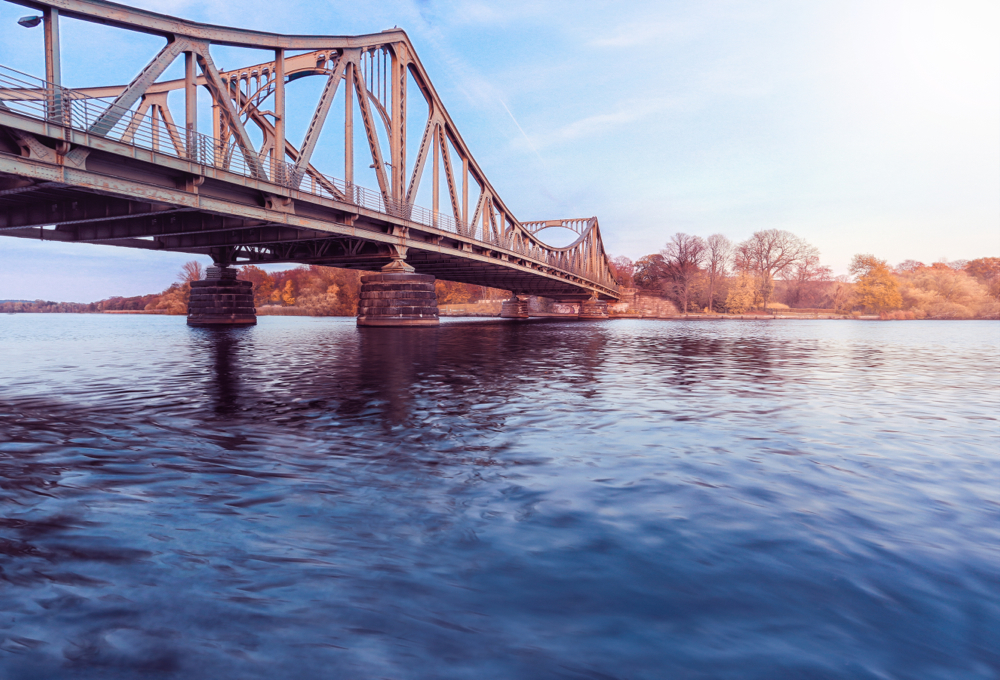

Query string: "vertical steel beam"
[[273, 48, 285, 182], [185, 51, 197, 160], [390, 45, 405, 204], [43, 7, 61, 121], [462, 157, 468, 228], [432, 123, 439, 225], [150, 105, 159, 151], [43, 8, 61, 87], [482, 194, 489, 240], [398, 57, 407, 205], [345, 61, 353, 188], [212, 102, 221, 166]]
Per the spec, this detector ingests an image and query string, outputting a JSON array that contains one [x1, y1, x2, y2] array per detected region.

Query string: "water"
[[0, 315, 997, 679]]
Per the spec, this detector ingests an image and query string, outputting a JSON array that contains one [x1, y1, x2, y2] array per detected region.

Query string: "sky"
[[1, 0, 997, 302]]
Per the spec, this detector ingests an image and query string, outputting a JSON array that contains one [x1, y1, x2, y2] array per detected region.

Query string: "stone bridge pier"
[[187, 251, 256, 327], [579, 294, 609, 320], [357, 249, 439, 327], [500, 294, 531, 319]]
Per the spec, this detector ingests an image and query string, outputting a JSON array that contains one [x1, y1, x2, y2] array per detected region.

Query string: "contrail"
[[500, 99, 546, 166]]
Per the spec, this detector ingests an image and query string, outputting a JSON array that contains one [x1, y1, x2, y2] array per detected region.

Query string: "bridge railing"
[[0, 64, 617, 291]]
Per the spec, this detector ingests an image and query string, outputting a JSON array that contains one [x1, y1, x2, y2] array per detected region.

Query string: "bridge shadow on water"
[[186, 318, 809, 437], [191, 318, 617, 433]]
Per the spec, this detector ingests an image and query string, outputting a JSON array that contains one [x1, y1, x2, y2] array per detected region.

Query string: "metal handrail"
[[0, 64, 617, 291]]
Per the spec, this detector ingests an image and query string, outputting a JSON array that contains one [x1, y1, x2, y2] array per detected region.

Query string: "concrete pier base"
[[357, 273, 439, 327], [500, 295, 530, 319], [187, 266, 256, 326], [579, 297, 609, 320]]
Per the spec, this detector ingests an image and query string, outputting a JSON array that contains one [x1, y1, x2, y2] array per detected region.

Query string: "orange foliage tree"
[[609, 256, 635, 288]]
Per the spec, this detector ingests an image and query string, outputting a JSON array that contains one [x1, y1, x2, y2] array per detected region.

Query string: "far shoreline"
[[3, 310, 995, 321]]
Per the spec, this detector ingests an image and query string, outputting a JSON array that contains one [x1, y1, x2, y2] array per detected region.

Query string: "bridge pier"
[[357, 254, 439, 327], [187, 266, 256, 327], [357, 273, 439, 327], [579, 295, 609, 320], [500, 294, 530, 319]]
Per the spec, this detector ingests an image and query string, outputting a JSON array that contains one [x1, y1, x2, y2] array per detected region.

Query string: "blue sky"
[[1, 0, 997, 302]]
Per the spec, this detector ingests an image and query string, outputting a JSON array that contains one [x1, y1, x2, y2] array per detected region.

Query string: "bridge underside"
[[0, 140, 602, 300]]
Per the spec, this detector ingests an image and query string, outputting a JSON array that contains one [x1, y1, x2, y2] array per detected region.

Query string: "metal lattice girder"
[[0, 0, 622, 299], [291, 53, 349, 187]]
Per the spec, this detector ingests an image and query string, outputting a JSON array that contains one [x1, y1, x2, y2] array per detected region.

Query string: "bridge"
[[0, 0, 620, 325]]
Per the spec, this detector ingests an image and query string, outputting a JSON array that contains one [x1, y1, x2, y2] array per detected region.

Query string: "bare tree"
[[704, 234, 732, 313], [179, 261, 204, 284], [662, 233, 706, 313], [783, 253, 832, 307], [895, 259, 925, 273], [610, 256, 635, 287], [735, 229, 813, 310]]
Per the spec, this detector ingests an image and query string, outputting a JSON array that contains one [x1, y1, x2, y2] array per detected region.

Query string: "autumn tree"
[[965, 257, 1000, 300], [274, 280, 296, 306], [894, 262, 997, 319], [633, 254, 668, 290], [850, 254, 902, 313], [293, 265, 363, 315], [784, 252, 833, 308], [831, 276, 856, 314], [435, 280, 475, 304], [735, 229, 814, 310], [238, 265, 276, 307], [704, 234, 732, 313], [724, 274, 756, 313], [661, 233, 706, 313], [610, 256, 635, 288], [145, 284, 190, 314]]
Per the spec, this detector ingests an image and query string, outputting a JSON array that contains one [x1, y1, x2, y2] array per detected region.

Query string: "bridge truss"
[[0, 0, 620, 299]]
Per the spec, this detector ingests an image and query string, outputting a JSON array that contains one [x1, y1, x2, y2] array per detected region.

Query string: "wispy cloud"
[[587, 20, 693, 49], [535, 98, 675, 148], [500, 99, 546, 166]]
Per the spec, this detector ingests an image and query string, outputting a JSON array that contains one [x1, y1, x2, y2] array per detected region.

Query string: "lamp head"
[[18, 15, 43, 28]]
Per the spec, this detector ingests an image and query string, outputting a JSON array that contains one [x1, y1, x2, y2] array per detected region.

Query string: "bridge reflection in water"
[[0, 0, 620, 326]]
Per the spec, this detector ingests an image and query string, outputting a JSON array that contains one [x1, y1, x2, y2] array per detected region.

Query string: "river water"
[[0, 315, 997, 679]]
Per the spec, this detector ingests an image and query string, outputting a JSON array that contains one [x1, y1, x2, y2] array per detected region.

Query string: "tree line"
[[608, 230, 999, 319], [0, 262, 508, 316], [237, 265, 507, 315], [3, 238, 997, 319]]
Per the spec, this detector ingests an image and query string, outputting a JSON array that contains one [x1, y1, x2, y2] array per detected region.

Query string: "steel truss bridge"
[[0, 0, 620, 301]]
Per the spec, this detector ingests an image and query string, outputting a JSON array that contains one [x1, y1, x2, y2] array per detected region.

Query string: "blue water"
[[0, 315, 998, 679]]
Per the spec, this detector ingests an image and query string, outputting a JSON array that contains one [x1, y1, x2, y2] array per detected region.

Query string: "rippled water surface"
[[1, 315, 998, 679]]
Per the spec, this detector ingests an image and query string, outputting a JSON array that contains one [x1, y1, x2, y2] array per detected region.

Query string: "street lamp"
[[17, 15, 42, 28]]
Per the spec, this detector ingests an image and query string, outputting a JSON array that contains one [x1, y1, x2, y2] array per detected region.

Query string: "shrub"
[[926, 301, 975, 319]]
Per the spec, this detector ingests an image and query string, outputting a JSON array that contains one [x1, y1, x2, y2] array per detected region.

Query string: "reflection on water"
[[0, 316, 998, 679]]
